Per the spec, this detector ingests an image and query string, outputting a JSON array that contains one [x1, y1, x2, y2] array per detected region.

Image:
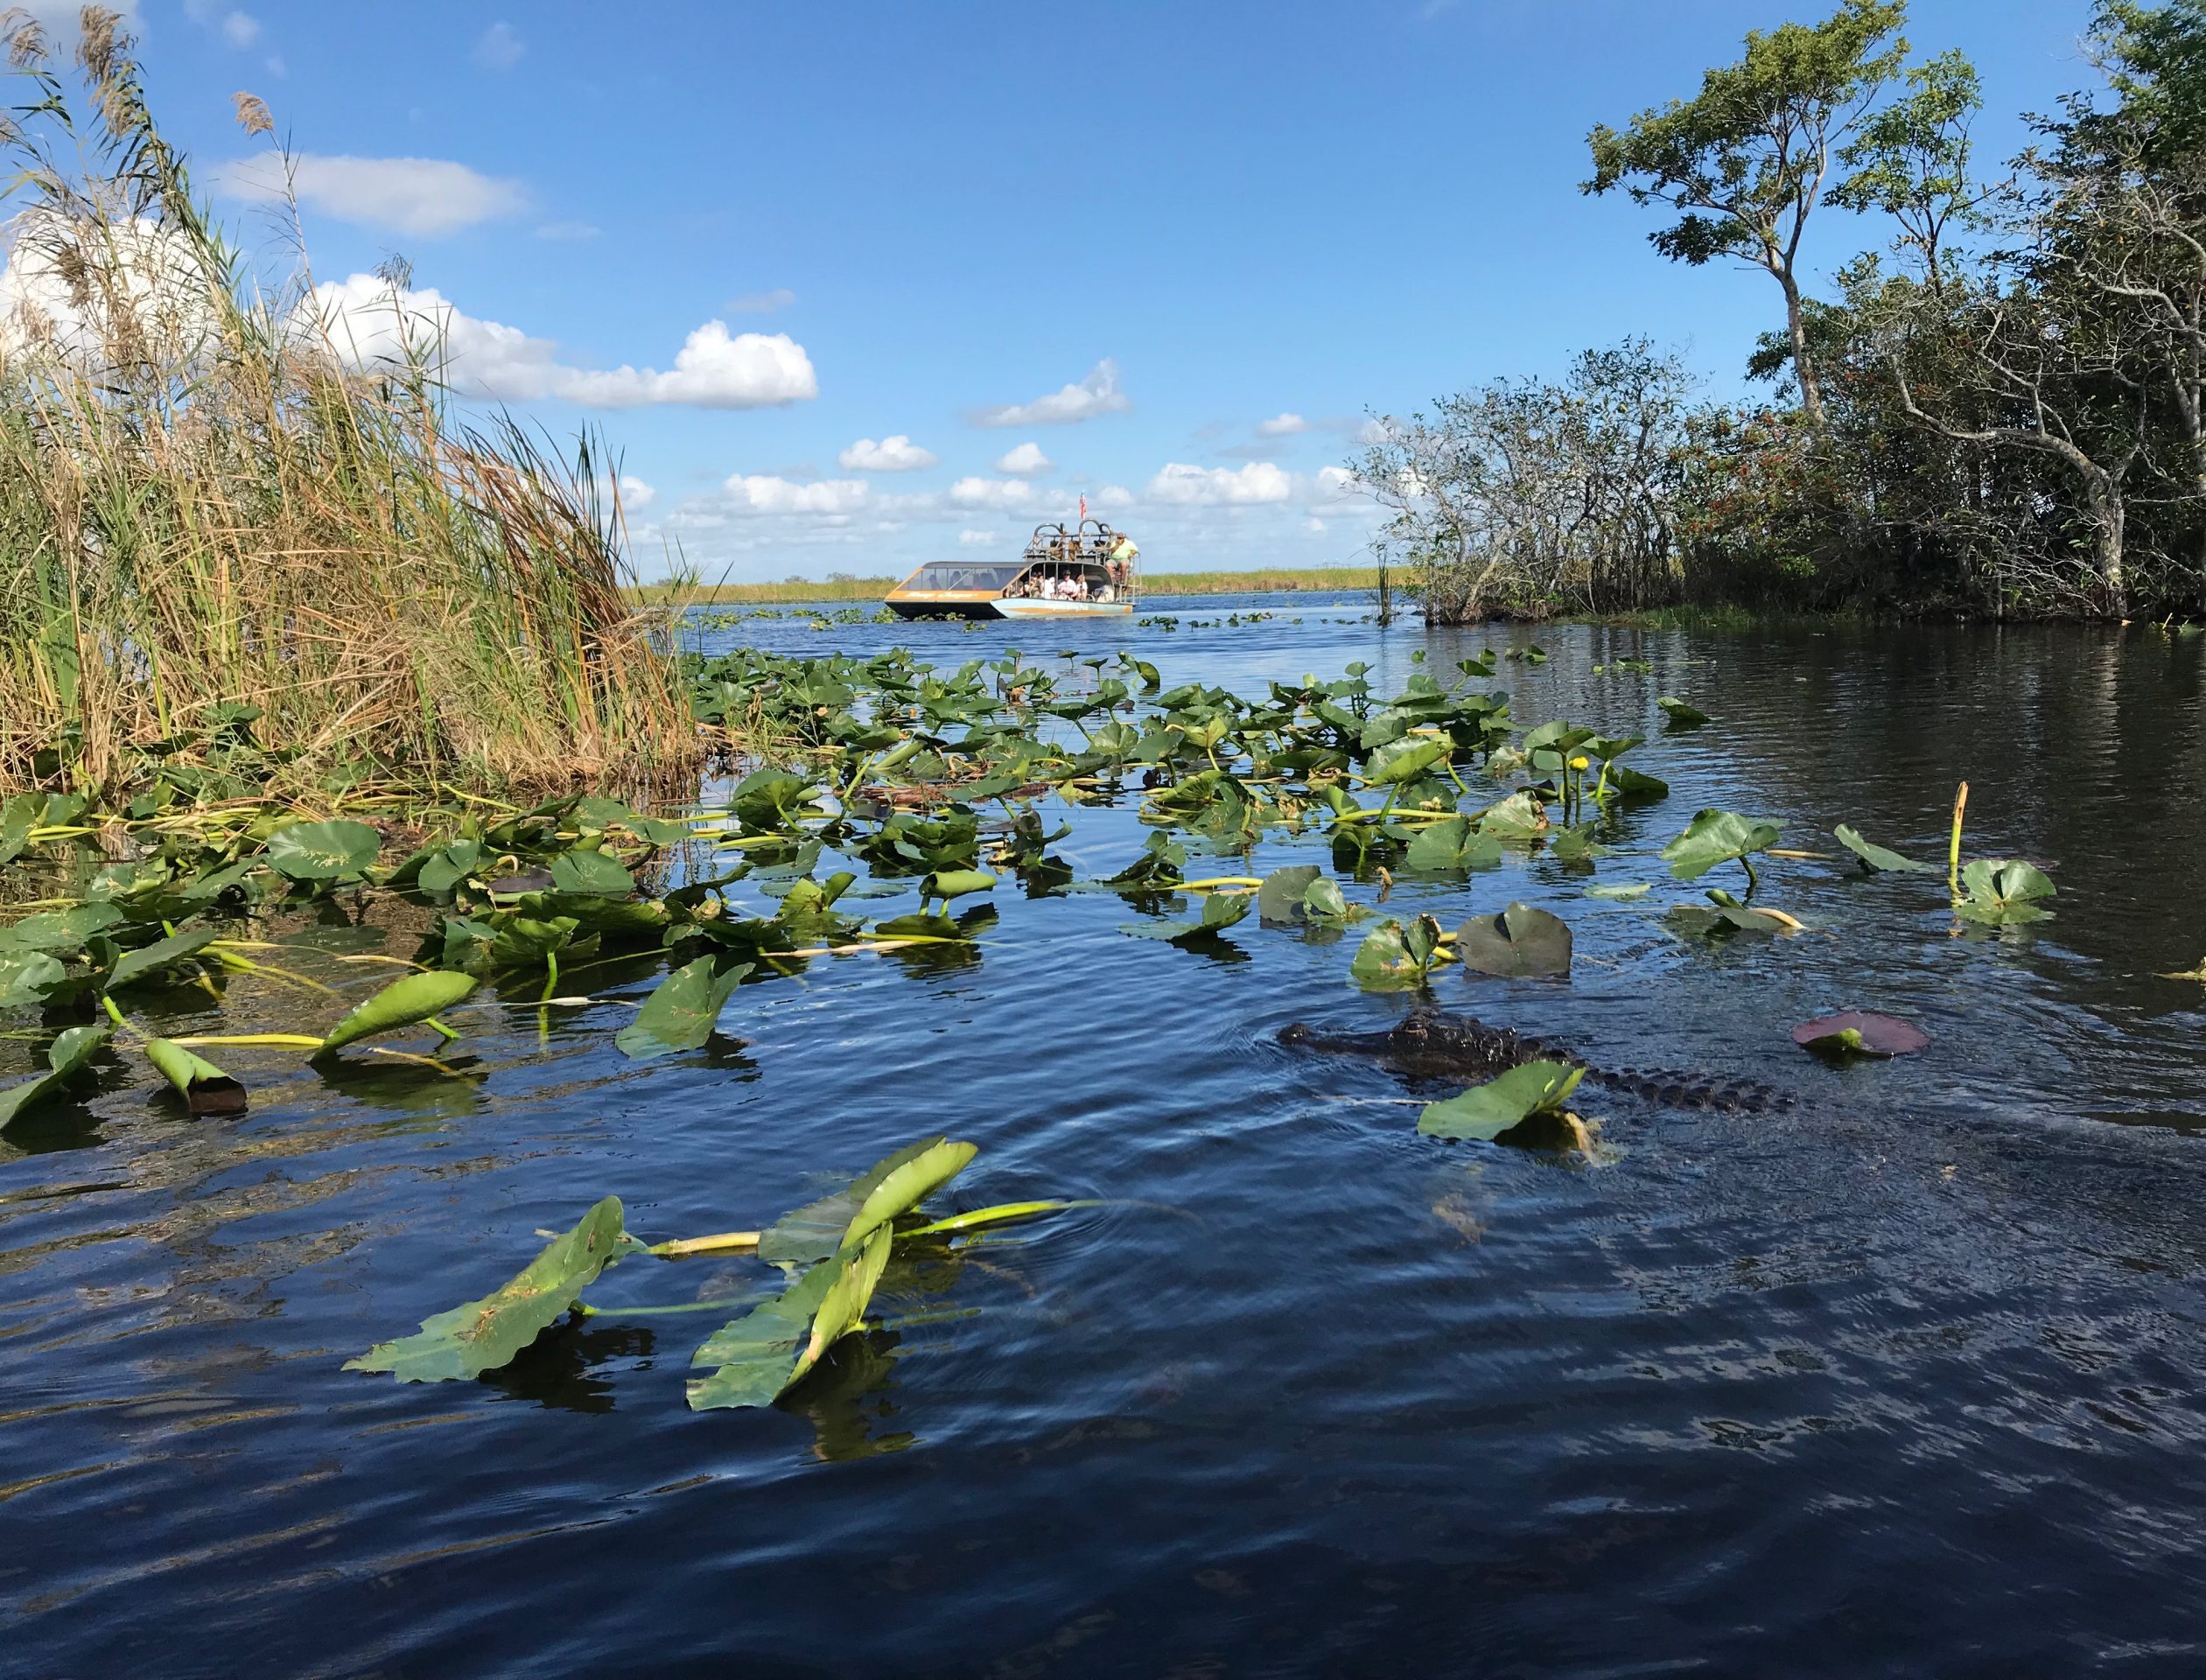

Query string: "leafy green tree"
[[1584, 0, 1908, 426], [1831, 48, 1996, 291]]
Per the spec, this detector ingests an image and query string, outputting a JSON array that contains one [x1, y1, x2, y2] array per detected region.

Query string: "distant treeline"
[[1355, 0, 2206, 622]]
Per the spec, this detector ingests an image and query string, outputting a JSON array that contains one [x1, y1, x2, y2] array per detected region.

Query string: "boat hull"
[[884, 595, 1134, 620]]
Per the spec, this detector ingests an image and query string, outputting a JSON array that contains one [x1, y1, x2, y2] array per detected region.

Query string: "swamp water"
[[6, 598, 2206, 1676]]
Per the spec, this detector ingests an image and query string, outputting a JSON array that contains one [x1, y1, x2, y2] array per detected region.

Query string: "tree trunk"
[[2086, 479, 2127, 615], [1780, 271, 1825, 428]]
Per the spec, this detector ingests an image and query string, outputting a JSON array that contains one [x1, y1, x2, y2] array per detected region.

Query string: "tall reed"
[[0, 8, 697, 800]]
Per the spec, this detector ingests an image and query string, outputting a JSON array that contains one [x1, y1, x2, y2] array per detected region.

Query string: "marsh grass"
[[0, 9, 696, 800]]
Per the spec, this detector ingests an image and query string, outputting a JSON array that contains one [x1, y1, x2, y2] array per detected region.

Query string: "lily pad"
[[1791, 1012, 1931, 1059], [265, 820, 381, 881], [1585, 882, 1652, 900], [548, 849, 637, 898], [1257, 864, 1323, 922], [1454, 902, 1572, 977], [1349, 918, 1438, 990], [0, 1025, 111, 1131], [1363, 735, 1449, 786], [106, 927, 221, 991], [1404, 816, 1503, 872], [346, 1197, 645, 1382], [1418, 1060, 1586, 1143], [1955, 859, 2057, 926], [1661, 808, 1780, 882], [319, 970, 481, 1054], [1656, 696, 1711, 728], [144, 1038, 248, 1116], [1605, 764, 1670, 802], [615, 956, 753, 1060], [758, 1135, 978, 1267], [1476, 790, 1549, 840], [1120, 889, 1252, 945], [1834, 824, 1934, 873], [687, 1225, 892, 1411]]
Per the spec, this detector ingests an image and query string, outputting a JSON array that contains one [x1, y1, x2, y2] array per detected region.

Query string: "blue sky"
[[75, 0, 2103, 580]]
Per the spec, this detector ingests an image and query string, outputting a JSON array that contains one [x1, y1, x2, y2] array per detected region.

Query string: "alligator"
[[1279, 1009, 1796, 1113]]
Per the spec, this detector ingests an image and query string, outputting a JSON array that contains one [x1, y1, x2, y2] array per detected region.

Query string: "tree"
[[1584, 0, 1908, 426], [1831, 48, 1999, 293]]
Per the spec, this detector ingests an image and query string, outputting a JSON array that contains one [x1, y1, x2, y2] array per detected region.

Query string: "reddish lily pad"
[[1791, 1012, 1930, 1059]]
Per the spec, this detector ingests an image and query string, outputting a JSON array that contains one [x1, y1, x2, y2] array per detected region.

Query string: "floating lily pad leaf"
[[319, 970, 481, 1054], [1791, 1012, 1930, 1059], [1549, 824, 1611, 864], [346, 1196, 644, 1382], [1666, 905, 1790, 936], [1119, 889, 1251, 945], [1955, 859, 2057, 926], [0, 902, 126, 953], [1656, 696, 1711, 728], [1661, 808, 1780, 882], [1476, 791, 1548, 840], [0, 948, 67, 1009], [548, 849, 636, 898], [688, 1226, 893, 1411], [1404, 816, 1504, 872], [1454, 901, 1572, 977], [1304, 878, 1355, 922], [106, 927, 220, 991], [1418, 1060, 1586, 1143], [1605, 764, 1670, 802], [0, 1025, 111, 1130], [416, 840, 485, 897], [1833, 824, 1935, 873], [1349, 919, 1438, 990], [1364, 735, 1449, 786], [1585, 882, 1652, 900], [265, 820, 381, 881], [758, 1135, 974, 1267], [921, 868, 997, 903], [144, 1038, 248, 1115], [1257, 864, 1323, 923], [615, 956, 753, 1060]]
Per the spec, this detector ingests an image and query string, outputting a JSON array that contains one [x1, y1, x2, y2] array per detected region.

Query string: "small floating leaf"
[[1834, 824, 1935, 873], [1257, 864, 1322, 923], [0, 1025, 111, 1131], [548, 849, 636, 898], [614, 956, 753, 1060], [921, 867, 998, 903], [1605, 764, 1670, 802], [1418, 1060, 1586, 1143], [319, 970, 481, 1054], [265, 819, 381, 881], [1475, 790, 1549, 839], [1955, 859, 2057, 926], [759, 1135, 977, 1267], [1791, 1012, 1930, 1059], [1404, 816, 1503, 872], [1585, 882, 1652, 900], [1349, 920, 1425, 990], [1656, 696, 1710, 728], [687, 1226, 893, 1410], [1363, 735, 1448, 786], [1661, 808, 1780, 882], [144, 1038, 248, 1116], [1454, 902, 1572, 977], [346, 1196, 644, 1382]]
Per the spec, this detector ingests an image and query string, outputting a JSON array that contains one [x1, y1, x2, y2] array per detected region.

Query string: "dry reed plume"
[[0, 7, 697, 801]]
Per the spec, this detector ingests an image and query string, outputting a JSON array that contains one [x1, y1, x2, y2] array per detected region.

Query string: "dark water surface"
[[8, 598, 2206, 1677]]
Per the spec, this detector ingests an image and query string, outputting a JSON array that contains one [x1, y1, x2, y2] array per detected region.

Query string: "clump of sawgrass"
[[0, 8, 696, 801]]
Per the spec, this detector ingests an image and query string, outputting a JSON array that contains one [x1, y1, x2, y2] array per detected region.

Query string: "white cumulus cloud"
[[947, 476, 1043, 511], [216, 151, 529, 238], [957, 528, 998, 546], [1145, 461, 1293, 506], [992, 440, 1052, 475], [1257, 412, 1309, 437], [618, 474, 655, 510], [474, 22, 524, 70], [718, 475, 869, 516], [974, 359, 1127, 427], [837, 434, 937, 472], [299, 276, 818, 410]]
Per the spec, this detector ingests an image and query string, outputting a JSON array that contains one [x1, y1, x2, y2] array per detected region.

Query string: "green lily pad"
[[1955, 859, 2057, 926], [1257, 864, 1323, 922], [319, 970, 481, 1054], [265, 820, 381, 881], [1656, 696, 1710, 728], [1404, 816, 1504, 872], [1834, 824, 1934, 873], [1475, 791, 1548, 840], [1585, 882, 1652, 900], [1418, 1060, 1586, 1142], [548, 849, 637, 898], [614, 956, 753, 1060], [1454, 902, 1572, 977], [1363, 735, 1449, 786], [144, 1038, 248, 1116], [346, 1197, 645, 1382], [1661, 808, 1780, 882], [0, 1025, 111, 1131], [687, 1225, 892, 1411], [758, 1135, 978, 1267], [106, 927, 220, 991]]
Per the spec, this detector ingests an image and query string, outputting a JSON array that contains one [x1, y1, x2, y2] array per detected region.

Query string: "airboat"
[[885, 521, 1139, 620]]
